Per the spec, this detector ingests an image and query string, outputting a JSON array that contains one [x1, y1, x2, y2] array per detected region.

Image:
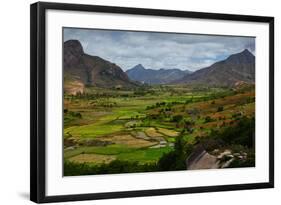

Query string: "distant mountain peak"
[[242, 48, 251, 53], [126, 64, 192, 84], [225, 48, 255, 64], [240, 49, 254, 58], [133, 64, 145, 70]]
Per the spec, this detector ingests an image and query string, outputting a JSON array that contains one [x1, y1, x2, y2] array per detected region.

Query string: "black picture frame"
[[30, 1, 274, 203]]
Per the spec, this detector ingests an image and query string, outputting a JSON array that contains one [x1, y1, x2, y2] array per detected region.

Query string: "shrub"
[[204, 116, 213, 123], [217, 106, 224, 112], [171, 115, 183, 123]]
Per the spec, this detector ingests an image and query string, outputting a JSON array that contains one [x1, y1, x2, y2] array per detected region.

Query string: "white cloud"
[[64, 28, 255, 71]]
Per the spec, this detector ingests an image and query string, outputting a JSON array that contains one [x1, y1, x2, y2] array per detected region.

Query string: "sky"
[[64, 28, 255, 72]]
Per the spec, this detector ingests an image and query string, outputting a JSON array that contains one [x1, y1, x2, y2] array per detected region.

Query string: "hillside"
[[175, 49, 255, 86], [64, 40, 136, 94]]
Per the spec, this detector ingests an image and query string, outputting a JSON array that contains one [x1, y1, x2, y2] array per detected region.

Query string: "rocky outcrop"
[[186, 145, 240, 170], [186, 145, 220, 170], [64, 40, 136, 93]]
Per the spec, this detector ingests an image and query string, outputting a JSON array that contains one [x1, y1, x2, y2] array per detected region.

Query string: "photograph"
[[29, 1, 274, 203], [63, 28, 256, 176]]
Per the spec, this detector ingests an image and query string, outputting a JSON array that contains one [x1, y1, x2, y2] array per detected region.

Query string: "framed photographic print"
[[30, 1, 274, 203]]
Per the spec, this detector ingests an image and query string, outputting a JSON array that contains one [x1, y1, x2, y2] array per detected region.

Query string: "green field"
[[64, 84, 255, 176]]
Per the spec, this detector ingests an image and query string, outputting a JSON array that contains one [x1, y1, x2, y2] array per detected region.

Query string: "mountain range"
[[175, 49, 255, 86], [63, 39, 255, 94], [126, 64, 192, 84]]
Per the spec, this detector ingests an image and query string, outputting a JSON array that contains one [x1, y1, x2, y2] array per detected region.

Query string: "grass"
[[145, 127, 163, 138], [117, 147, 173, 164], [64, 122, 124, 138], [64, 144, 136, 159], [157, 127, 179, 137], [64, 144, 173, 165], [97, 134, 157, 148], [69, 153, 116, 164]]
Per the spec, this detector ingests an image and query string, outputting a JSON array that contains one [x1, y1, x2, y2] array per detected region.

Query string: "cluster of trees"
[[197, 116, 255, 150], [146, 101, 182, 110], [69, 92, 116, 99], [95, 101, 117, 108], [146, 91, 233, 111], [64, 160, 158, 176], [133, 86, 155, 96], [157, 136, 193, 171]]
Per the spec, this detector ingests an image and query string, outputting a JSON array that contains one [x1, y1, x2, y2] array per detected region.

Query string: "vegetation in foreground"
[[64, 84, 255, 176]]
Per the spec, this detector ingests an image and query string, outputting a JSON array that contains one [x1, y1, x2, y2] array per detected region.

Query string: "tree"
[[157, 136, 193, 171]]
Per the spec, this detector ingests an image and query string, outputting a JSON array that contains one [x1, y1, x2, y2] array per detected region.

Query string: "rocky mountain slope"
[[175, 49, 255, 86], [64, 40, 136, 94]]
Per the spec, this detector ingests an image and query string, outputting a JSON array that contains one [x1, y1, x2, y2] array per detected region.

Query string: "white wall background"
[[0, 0, 279, 204]]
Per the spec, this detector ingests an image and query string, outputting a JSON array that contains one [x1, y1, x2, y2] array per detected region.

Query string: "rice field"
[[64, 85, 255, 173]]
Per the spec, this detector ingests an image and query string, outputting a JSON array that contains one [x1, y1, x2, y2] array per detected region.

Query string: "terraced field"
[[64, 85, 255, 175]]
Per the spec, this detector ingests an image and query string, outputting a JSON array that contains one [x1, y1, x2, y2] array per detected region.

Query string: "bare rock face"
[[186, 145, 238, 170], [63, 40, 136, 94], [186, 145, 220, 170], [64, 40, 84, 68]]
